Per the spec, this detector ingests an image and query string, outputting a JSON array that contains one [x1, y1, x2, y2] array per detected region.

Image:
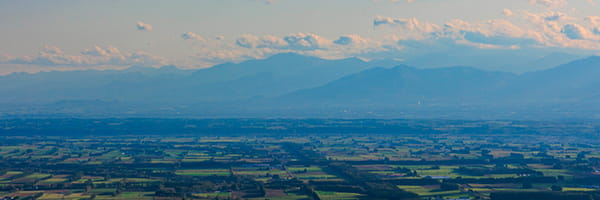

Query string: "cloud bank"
[[5, 45, 164, 67]]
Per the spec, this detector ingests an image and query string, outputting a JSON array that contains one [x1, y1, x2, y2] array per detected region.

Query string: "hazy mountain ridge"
[[0, 53, 377, 104], [283, 56, 600, 107], [1, 53, 599, 119], [281, 65, 517, 105]]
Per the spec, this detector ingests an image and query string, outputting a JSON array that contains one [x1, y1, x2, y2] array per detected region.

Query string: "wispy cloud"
[[5, 45, 164, 67], [502, 9, 513, 17], [529, 0, 567, 8], [181, 32, 205, 41], [562, 24, 590, 40], [372, 10, 600, 51], [136, 22, 153, 31], [236, 33, 332, 51], [334, 35, 369, 46]]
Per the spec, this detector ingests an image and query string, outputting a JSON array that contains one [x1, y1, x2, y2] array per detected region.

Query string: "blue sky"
[[1, 0, 600, 74]]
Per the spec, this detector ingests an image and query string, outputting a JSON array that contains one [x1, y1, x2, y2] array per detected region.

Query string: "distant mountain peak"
[[391, 64, 415, 70], [159, 65, 180, 70], [545, 55, 600, 72], [262, 52, 320, 63], [123, 65, 153, 72], [337, 56, 368, 64], [573, 55, 600, 64]]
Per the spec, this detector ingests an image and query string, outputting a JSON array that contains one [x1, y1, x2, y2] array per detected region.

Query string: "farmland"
[[1, 119, 600, 199]]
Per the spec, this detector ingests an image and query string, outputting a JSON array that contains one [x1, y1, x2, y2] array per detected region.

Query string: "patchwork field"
[[1, 121, 600, 200]]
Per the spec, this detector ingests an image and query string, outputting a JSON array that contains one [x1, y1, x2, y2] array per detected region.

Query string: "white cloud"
[[258, 35, 290, 49], [594, 27, 600, 35], [529, 0, 567, 8], [283, 33, 331, 50], [373, 16, 442, 40], [507, 10, 600, 48], [81, 45, 121, 57], [586, 16, 600, 25], [236, 34, 288, 49], [181, 32, 205, 41], [10, 46, 87, 66], [503, 9, 513, 17], [210, 12, 600, 67], [544, 12, 569, 21], [125, 51, 164, 66], [443, 19, 542, 46], [43, 45, 64, 54], [374, 16, 440, 33], [136, 22, 153, 31], [561, 24, 596, 40], [374, 15, 543, 48], [584, 16, 600, 35], [229, 32, 388, 62], [519, 11, 574, 23], [235, 35, 259, 48], [5, 45, 164, 67], [334, 35, 369, 46], [236, 33, 331, 51]]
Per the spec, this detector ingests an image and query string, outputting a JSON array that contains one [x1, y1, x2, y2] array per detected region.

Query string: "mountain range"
[[1, 53, 600, 119]]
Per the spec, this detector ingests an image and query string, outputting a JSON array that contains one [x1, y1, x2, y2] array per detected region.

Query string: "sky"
[[1, 0, 600, 74]]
